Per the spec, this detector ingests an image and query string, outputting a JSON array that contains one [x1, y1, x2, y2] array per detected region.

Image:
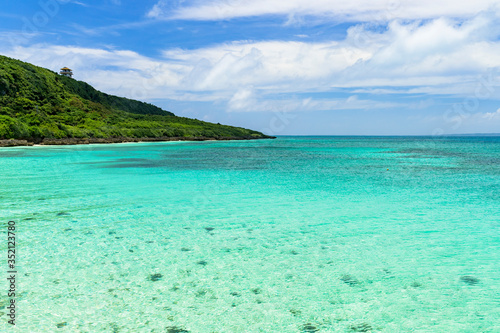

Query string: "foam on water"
[[1, 137, 499, 332]]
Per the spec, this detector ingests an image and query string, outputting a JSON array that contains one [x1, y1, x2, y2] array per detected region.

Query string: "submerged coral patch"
[[166, 326, 189, 333], [250, 288, 262, 294], [349, 322, 373, 332], [147, 273, 163, 282], [460, 275, 480, 285], [300, 323, 320, 332], [340, 274, 359, 286]]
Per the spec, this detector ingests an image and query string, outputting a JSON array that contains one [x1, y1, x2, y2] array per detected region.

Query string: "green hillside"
[[0, 55, 271, 144]]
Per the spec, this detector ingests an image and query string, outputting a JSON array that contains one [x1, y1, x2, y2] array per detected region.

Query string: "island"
[[0, 55, 274, 147]]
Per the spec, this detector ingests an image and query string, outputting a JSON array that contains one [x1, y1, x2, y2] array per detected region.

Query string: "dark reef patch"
[[195, 289, 207, 297], [147, 273, 163, 282], [250, 288, 262, 294], [410, 281, 422, 288], [460, 275, 480, 286], [349, 322, 373, 332], [300, 323, 320, 332], [340, 274, 359, 286], [166, 326, 189, 333]]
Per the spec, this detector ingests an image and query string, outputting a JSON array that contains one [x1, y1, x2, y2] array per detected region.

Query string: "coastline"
[[0, 136, 275, 148]]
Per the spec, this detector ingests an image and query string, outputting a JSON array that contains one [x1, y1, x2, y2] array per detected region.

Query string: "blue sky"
[[1, 0, 500, 135]]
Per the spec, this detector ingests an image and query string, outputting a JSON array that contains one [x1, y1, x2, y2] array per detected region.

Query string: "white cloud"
[[227, 91, 402, 113], [66, 1, 89, 7], [147, 2, 164, 19], [160, 15, 500, 96], [482, 108, 500, 119], [148, 0, 500, 22], [2, 14, 500, 113], [228, 88, 256, 110], [446, 108, 500, 133]]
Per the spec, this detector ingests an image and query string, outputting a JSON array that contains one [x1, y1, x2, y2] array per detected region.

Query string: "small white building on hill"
[[60, 67, 73, 78]]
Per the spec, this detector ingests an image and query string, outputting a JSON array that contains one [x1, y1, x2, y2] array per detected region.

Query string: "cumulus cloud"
[[482, 108, 500, 119], [226, 89, 402, 112], [164, 15, 500, 97], [2, 14, 500, 112], [148, 0, 500, 22]]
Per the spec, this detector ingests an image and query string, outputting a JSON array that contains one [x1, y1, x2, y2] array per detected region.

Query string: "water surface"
[[1, 137, 499, 332]]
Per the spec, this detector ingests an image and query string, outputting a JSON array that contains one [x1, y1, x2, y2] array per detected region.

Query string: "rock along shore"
[[0, 136, 275, 147]]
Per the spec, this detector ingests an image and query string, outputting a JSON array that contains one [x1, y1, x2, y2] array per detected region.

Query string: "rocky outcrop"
[[0, 136, 275, 147], [0, 139, 34, 147]]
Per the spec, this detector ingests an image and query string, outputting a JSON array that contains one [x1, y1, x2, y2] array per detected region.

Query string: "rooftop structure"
[[60, 67, 73, 78]]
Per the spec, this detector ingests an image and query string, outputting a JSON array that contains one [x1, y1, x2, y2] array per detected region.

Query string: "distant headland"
[[0, 55, 274, 147]]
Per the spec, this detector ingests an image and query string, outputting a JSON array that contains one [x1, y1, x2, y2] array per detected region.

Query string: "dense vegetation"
[[0, 55, 270, 143]]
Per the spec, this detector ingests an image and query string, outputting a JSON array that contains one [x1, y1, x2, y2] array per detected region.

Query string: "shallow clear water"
[[1, 137, 499, 332]]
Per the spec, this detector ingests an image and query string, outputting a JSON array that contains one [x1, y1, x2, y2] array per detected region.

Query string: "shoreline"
[[0, 136, 276, 148]]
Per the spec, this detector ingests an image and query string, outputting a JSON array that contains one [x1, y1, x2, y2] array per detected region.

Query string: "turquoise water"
[[1, 136, 499, 332]]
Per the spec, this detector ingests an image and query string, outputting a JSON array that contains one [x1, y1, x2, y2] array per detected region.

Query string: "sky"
[[1, 0, 500, 135]]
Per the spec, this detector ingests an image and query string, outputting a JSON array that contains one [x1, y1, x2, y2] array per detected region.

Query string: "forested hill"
[[0, 55, 272, 145]]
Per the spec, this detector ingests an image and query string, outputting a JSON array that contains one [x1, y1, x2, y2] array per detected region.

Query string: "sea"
[[1, 136, 499, 332]]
